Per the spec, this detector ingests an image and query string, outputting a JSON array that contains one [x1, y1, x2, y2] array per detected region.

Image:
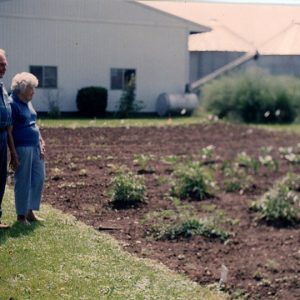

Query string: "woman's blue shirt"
[[10, 94, 40, 147]]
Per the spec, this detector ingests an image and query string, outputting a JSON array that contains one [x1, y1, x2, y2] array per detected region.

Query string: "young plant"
[[235, 151, 259, 173], [133, 154, 155, 174], [161, 155, 180, 166], [159, 217, 231, 242], [110, 170, 146, 208], [200, 145, 215, 161], [258, 155, 278, 171], [283, 172, 300, 191], [171, 162, 217, 200], [250, 184, 299, 226], [221, 161, 254, 193]]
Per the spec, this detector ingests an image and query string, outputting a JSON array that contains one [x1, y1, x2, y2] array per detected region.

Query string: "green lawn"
[[37, 115, 207, 128], [256, 123, 300, 134], [0, 189, 225, 300]]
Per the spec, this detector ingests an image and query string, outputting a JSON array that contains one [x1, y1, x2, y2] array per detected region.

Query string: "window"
[[30, 65, 57, 88], [111, 68, 136, 90]]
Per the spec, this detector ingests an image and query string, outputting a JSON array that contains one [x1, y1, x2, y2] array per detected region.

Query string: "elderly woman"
[[7, 72, 46, 225]]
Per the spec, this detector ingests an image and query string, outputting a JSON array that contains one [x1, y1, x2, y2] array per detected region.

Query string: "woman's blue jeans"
[[14, 146, 45, 216]]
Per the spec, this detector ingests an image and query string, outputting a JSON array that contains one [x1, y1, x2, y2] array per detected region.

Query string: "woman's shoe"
[[17, 215, 31, 226], [26, 211, 44, 222]]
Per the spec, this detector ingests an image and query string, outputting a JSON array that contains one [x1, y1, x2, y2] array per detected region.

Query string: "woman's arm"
[[7, 126, 19, 171]]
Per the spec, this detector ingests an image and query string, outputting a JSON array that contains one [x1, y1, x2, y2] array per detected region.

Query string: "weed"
[[161, 155, 180, 165], [87, 155, 102, 161], [133, 154, 155, 173], [153, 175, 169, 186]]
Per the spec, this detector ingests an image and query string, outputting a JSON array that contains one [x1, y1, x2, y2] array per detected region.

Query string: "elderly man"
[[0, 49, 12, 229]]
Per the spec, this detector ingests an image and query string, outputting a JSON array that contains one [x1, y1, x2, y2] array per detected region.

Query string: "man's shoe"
[[0, 222, 10, 229]]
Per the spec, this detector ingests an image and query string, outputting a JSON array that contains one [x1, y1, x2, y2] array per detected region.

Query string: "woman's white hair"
[[11, 72, 39, 94], [0, 49, 6, 57]]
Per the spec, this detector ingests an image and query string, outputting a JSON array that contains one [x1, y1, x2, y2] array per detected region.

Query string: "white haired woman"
[[7, 72, 46, 225]]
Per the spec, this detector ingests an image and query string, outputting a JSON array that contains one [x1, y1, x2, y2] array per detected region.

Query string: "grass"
[[37, 115, 207, 128], [0, 189, 225, 300], [255, 123, 300, 133]]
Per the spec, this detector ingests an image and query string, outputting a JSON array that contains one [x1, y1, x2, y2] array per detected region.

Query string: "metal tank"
[[156, 93, 198, 117]]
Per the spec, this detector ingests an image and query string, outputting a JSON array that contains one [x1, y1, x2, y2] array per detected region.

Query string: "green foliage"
[[44, 89, 61, 119], [200, 145, 215, 161], [76, 86, 107, 117], [161, 155, 181, 165], [159, 218, 230, 242], [283, 172, 300, 191], [235, 151, 259, 173], [221, 161, 254, 193], [116, 74, 143, 118], [110, 170, 146, 207], [202, 67, 300, 124], [250, 185, 299, 226], [133, 154, 155, 173], [171, 162, 217, 200]]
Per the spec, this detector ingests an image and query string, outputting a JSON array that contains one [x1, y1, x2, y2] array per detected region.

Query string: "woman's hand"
[[10, 154, 20, 171], [40, 140, 46, 160]]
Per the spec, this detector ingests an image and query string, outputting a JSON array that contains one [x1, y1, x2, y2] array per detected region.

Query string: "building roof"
[[140, 1, 300, 54], [189, 23, 254, 52], [259, 22, 300, 55]]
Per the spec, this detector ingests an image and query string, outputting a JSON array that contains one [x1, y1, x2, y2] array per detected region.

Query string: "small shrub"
[[44, 89, 61, 119], [110, 170, 146, 208], [116, 74, 143, 117], [250, 185, 299, 226], [171, 162, 217, 200], [76, 86, 107, 117]]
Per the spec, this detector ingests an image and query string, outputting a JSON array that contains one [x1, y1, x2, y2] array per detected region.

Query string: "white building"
[[0, 0, 208, 113]]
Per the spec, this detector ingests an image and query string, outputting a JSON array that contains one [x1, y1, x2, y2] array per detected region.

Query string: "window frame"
[[29, 65, 58, 88], [110, 68, 136, 90]]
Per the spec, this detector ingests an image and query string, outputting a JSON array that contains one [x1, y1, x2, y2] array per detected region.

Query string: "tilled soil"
[[42, 123, 300, 300]]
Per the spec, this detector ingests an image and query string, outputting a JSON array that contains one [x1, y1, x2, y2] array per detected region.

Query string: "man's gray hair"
[[11, 72, 39, 94]]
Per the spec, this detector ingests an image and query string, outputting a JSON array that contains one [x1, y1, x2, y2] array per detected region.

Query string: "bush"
[[76, 86, 107, 117], [110, 170, 146, 208], [250, 185, 299, 226], [202, 67, 300, 124], [171, 162, 217, 200]]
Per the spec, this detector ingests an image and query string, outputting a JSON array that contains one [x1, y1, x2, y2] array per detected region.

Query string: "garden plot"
[[43, 123, 300, 300]]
